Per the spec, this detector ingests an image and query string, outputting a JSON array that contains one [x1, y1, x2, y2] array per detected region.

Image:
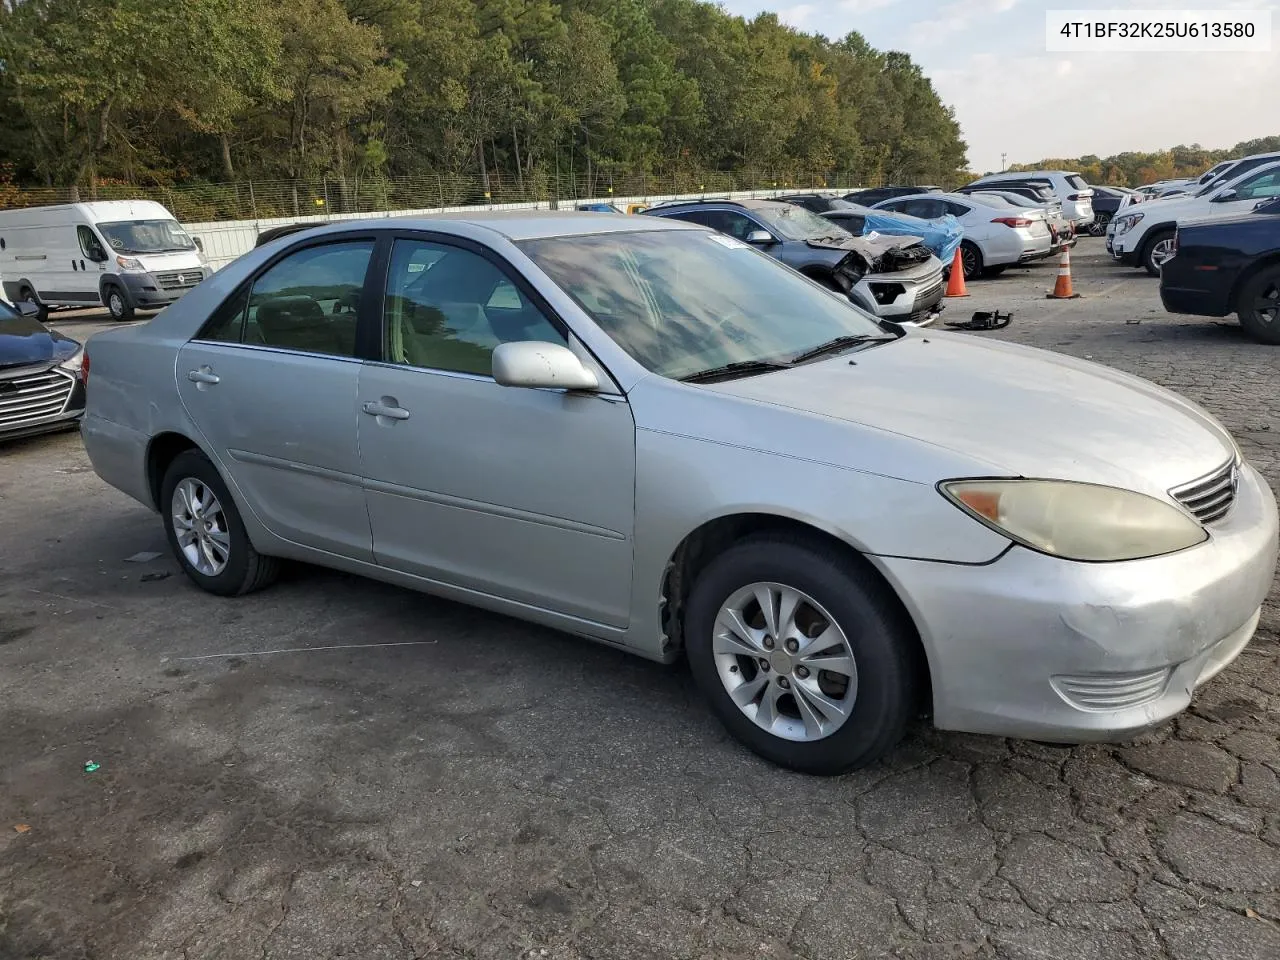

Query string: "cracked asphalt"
[[1, 240, 1278, 960]]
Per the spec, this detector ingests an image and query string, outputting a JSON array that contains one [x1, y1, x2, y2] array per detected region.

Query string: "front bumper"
[[120, 270, 205, 309], [1106, 234, 1142, 266], [874, 461, 1279, 742], [860, 266, 946, 328]]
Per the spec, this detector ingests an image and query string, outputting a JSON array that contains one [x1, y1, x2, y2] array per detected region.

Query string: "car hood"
[[0, 314, 80, 371], [706, 331, 1235, 495]]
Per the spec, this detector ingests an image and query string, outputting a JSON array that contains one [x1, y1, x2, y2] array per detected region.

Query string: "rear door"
[[175, 235, 379, 560]]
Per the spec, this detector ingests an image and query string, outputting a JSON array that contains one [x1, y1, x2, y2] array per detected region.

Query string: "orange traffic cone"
[[944, 246, 969, 298], [1046, 246, 1080, 299]]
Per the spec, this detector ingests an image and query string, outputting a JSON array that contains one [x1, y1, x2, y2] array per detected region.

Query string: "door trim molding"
[[227, 448, 364, 488]]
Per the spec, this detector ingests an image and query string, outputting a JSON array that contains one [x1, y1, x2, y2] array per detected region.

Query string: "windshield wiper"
[[680, 359, 791, 384], [790, 334, 897, 364]]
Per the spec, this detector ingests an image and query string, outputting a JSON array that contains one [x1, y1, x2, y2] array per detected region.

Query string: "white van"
[[0, 200, 208, 321]]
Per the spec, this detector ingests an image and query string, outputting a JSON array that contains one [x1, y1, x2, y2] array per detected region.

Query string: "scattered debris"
[[1125, 317, 1142, 325], [410, 880, 424, 888], [141, 572, 172, 583], [83, 760, 100, 773], [1246, 907, 1261, 920], [125, 551, 163, 563], [13, 824, 31, 834], [946, 310, 1012, 331]]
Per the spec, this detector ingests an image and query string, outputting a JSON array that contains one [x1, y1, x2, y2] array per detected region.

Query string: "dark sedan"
[[0, 300, 86, 440], [1160, 200, 1280, 344]]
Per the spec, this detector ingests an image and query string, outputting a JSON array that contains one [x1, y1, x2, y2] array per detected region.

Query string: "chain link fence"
[[0, 169, 951, 223]]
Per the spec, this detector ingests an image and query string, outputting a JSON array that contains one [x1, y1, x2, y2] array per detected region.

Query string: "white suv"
[[969, 170, 1095, 229], [1107, 160, 1280, 275]]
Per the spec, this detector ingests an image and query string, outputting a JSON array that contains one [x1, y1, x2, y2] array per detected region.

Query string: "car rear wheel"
[[683, 536, 919, 775], [161, 450, 279, 596], [1237, 266, 1280, 345], [1142, 229, 1176, 276], [959, 241, 983, 280], [105, 285, 135, 321]]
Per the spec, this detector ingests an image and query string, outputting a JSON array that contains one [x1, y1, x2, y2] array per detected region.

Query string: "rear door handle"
[[187, 368, 220, 385], [362, 398, 410, 421]]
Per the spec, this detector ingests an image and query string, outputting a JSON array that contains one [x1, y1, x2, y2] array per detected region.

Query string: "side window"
[[699, 210, 758, 240], [1235, 170, 1280, 200], [665, 210, 717, 228], [242, 241, 374, 357], [902, 199, 945, 219], [944, 201, 970, 217], [838, 214, 865, 233], [383, 238, 565, 376], [77, 226, 106, 261], [200, 286, 251, 343]]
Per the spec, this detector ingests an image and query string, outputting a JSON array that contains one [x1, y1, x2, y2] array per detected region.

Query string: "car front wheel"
[[684, 535, 919, 775], [160, 450, 279, 596], [1142, 229, 1176, 276]]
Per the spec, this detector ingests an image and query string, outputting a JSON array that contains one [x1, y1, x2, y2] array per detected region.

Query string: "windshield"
[[520, 230, 884, 381], [96, 218, 196, 255], [753, 204, 851, 240]]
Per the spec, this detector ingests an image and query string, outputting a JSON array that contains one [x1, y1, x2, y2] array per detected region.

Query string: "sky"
[[718, 0, 1280, 174]]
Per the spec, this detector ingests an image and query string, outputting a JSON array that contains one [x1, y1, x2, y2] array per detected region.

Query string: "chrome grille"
[[1171, 459, 1238, 525], [0, 368, 75, 429], [154, 269, 204, 290]]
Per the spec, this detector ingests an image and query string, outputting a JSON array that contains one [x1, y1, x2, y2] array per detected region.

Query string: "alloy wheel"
[[1253, 277, 1280, 329], [171, 477, 231, 576], [712, 582, 859, 742], [1149, 237, 1175, 269]]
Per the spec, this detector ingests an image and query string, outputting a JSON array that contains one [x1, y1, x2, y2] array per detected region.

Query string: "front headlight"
[[1113, 213, 1143, 235], [58, 347, 85, 375], [115, 255, 145, 272], [940, 479, 1207, 562]]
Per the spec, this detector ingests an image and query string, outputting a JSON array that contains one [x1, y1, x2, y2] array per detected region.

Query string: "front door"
[[176, 237, 378, 560], [356, 235, 637, 628]]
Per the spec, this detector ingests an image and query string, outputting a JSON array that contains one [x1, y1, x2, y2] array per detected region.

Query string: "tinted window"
[[242, 241, 373, 357], [383, 239, 565, 376], [1066, 175, 1089, 190], [200, 286, 251, 343], [702, 210, 764, 240], [520, 230, 883, 381], [826, 212, 865, 233], [901, 198, 947, 219], [944, 200, 972, 217]]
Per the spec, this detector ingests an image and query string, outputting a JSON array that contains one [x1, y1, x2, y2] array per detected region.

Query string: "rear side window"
[[944, 201, 972, 217], [1066, 175, 1089, 190], [245, 241, 374, 357]]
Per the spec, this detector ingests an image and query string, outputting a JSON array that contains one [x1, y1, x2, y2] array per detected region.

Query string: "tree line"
[[1007, 136, 1280, 188], [0, 0, 968, 203]]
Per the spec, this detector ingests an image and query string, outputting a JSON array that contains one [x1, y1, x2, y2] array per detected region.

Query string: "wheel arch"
[[1227, 252, 1280, 313], [145, 431, 204, 510], [99, 274, 127, 305], [1139, 221, 1178, 251], [660, 511, 934, 713]]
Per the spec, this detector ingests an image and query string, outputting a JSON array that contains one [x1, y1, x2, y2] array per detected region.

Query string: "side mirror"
[[1211, 190, 1238, 203], [193, 237, 204, 252], [744, 229, 776, 245], [16, 300, 40, 318], [492, 341, 599, 391]]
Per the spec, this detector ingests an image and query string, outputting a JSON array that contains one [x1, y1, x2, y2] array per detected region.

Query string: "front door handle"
[[187, 368, 220, 385], [362, 398, 410, 421]]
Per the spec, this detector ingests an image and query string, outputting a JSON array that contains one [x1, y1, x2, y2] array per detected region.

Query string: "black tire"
[[684, 535, 920, 775], [959, 241, 983, 280], [19, 286, 49, 323], [105, 284, 135, 321], [160, 450, 279, 596], [1237, 265, 1280, 345], [981, 265, 1007, 278], [1141, 229, 1175, 277], [1087, 213, 1111, 237]]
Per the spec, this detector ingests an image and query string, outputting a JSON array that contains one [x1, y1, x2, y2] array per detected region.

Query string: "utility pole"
[[1001, 153, 1007, 172]]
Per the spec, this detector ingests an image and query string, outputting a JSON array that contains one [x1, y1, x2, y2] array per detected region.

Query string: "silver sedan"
[[80, 213, 1278, 774]]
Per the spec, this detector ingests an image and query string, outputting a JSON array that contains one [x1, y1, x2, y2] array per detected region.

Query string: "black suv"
[[843, 185, 942, 206]]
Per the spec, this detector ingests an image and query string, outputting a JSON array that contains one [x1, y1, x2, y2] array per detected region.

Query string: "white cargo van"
[[0, 200, 208, 321]]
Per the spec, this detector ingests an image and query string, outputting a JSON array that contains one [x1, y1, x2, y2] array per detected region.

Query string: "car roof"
[[306, 210, 702, 242]]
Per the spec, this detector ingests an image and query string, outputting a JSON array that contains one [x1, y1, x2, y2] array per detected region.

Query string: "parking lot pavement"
[[2, 239, 1277, 960]]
